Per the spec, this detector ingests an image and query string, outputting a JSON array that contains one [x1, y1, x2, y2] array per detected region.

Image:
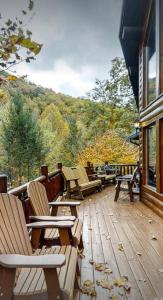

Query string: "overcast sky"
[[1, 0, 123, 97]]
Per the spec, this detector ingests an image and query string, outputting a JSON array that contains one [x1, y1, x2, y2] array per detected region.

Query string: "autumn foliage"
[[78, 130, 139, 165]]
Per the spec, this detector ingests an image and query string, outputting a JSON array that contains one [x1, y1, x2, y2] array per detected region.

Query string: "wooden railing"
[[87, 162, 137, 177], [109, 164, 137, 176], [0, 164, 65, 223]]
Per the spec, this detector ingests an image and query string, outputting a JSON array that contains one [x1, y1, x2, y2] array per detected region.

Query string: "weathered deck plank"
[[74, 186, 163, 299]]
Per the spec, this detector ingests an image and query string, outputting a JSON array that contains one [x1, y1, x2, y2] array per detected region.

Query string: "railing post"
[[41, 165, 49, 184], [0, 174, 8, 193], [57, 162, 62, 171]]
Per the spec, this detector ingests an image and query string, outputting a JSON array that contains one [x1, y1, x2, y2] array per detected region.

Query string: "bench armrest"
[[49, 201, 80, 207], [66, 178, 79, 181], [0, 254, 65, 268], [29, 216, 76, 222], [27, 221, 74, 229]]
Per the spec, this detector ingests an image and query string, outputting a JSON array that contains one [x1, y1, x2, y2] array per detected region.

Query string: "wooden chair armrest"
[[27, 221, 74, 229], [116, 177, 131, 182], [29, 216, 76, 222], [0, 254, 65, 268], [66, 178, 79, 181], [49, 201, 80, 207]]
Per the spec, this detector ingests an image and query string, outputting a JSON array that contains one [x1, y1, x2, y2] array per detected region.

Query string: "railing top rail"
[[8, 169, 61, 196]]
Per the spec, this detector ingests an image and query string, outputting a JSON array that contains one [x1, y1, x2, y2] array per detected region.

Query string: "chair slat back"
[[0, 194, 32, 255], [62, 166, 77, 181], [75, 166, 89, 184], [27, 181, 50, 216]]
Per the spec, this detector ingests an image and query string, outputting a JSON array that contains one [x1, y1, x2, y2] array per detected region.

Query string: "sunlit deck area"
[[76, 186, 163, 300]]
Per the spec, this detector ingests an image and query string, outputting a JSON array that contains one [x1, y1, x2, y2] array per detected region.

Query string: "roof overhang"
[[119, 0, 150, 108]]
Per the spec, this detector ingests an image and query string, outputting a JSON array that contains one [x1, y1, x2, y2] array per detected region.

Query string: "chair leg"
[[114, 181, 121, 201], [78, 236, 84, 250], [128, 182, 134, 202]]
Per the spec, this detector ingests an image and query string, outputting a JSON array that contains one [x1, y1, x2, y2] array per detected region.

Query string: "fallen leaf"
[[80, 280, 97, 297], [118, 243, 124, 252], [95, 263, 106, 272], [113, 276, 128, 287], [104, 268, 113, 274], [83, 280, 93, 287], [96, 279, 113, 290], [148, 219, 153, 224], [136, 252, 142, 256], [152, 235, 157, 240], [108, 213, 114, 216]]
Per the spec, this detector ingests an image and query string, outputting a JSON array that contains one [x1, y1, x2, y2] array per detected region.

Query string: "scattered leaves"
[[96, 279, 113, 290], [80, 280, 97, 297], [113, 276, 128, 288]]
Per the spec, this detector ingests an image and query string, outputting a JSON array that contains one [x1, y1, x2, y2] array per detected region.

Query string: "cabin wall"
[[139, 0, 163, 216]]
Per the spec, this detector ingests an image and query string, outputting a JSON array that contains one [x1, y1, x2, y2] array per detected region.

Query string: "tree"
[[0, 0, 42, 74], [89, 57, 136, 109], [78, 129, 139, 165], [2, 93, 45, 185], [61, 116, 82, 166]]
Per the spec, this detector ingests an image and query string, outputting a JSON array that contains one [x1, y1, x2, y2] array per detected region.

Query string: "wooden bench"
[[62, 166, 102, 199], [27, 181, 83, 249], [0, 193, 79, 300]]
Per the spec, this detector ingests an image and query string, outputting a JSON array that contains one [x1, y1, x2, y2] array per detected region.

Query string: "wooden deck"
[[76, 186, 163, 300]]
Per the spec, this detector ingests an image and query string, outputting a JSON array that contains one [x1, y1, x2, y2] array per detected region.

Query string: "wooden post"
[[41, 165, 49, 192], [57, 162, 62, 170], [0, 174, 7, 193]]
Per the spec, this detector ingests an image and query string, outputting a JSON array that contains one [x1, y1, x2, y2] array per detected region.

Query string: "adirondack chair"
[[27, 181, 83, 249], [114, 167, 140, 202], [0, 193, 78, 300], [62, 166, 102, 199]]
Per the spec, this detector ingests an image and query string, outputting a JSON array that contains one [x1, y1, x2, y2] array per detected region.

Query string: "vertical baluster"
[[0, 174, 8, 193]]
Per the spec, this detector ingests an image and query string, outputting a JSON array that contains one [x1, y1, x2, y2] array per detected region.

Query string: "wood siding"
[[139, 0, 163, 217]]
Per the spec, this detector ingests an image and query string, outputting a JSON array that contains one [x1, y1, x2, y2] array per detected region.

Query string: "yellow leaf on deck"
[[118, 243, 124, 251], [113, 276, 128, 287], [95, 263, 106, 271], [96, 279, 113, 290]]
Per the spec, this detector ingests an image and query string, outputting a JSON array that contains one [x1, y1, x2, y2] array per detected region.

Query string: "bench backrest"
[[27, 181, 50, 216], [75, 166, 89, 184], [0, 193, 32, 255]]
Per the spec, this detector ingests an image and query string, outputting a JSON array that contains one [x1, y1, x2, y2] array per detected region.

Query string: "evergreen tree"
[[2, 93, 45, 185], [61, 116, 82, 166]]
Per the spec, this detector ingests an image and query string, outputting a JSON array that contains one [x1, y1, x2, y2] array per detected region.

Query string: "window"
[[146, 2, 157, 104], [147, 123, 156, 187]]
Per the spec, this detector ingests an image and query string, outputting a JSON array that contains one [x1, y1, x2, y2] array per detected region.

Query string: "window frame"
[[143, 0, 160, 108]]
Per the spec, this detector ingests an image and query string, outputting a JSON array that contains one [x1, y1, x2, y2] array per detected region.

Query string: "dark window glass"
[[147, 124, 156, 187], [147, 4, 156, 104]]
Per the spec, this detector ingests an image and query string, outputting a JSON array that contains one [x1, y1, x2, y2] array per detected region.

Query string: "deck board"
[[75, 185, 163, 299]]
